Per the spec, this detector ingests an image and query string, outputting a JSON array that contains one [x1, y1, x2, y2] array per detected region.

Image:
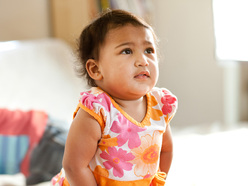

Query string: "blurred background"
[[1, 0, 248, 127], [0, 0, 248, 185]]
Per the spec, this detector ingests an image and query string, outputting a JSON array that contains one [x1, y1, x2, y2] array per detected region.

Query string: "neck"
[[112, 95, 147, 123], [113, 96, 145, 109]]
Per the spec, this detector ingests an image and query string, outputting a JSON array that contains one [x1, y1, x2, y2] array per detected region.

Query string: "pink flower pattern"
[[51, 88, 177, 185], [161, 90, 177, 115], [51, 171, 65, 186], [81, 92, 111, 112], [110, 113, 146, 149], [100, 146, 135, 178]]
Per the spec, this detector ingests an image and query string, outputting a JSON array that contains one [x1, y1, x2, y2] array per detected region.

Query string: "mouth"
[[134, 71, 150, 78]]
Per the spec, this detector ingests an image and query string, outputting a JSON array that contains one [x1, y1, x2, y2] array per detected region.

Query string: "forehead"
[[103, 24, 155, 46]]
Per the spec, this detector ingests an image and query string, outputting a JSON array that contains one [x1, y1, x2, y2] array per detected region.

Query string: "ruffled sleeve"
[[151, 87, 178, 125], [73, 87, 112, 132]]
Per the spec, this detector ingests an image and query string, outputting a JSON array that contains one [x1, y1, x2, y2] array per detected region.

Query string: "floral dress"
[[51, 87, 177, 186]]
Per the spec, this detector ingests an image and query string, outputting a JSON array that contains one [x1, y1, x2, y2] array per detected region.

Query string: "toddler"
[[52, 9, 178, 186]]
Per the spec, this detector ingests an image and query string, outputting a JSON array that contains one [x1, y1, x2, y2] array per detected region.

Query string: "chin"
[[130, 88, 151, 98]]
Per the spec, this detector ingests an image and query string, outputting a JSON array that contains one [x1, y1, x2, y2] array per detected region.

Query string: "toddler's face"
[[96, 24, 159, 100]]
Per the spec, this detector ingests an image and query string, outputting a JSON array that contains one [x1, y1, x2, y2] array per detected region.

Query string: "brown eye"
[[145, 48, 154, 54], [121, 48, 132, 54]]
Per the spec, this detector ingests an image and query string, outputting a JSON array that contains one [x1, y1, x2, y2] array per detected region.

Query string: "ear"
[[86, 59, 103, 81]]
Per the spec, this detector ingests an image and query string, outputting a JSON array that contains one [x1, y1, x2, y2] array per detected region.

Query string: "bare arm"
[[160, 124, 173, 176], [62, 108, 101, 186]]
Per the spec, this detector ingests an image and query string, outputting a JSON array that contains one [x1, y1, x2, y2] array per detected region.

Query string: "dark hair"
[[76, 9, 157, 87]]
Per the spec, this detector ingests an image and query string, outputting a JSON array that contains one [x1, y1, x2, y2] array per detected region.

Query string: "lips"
[[134, 71, 150, 78]]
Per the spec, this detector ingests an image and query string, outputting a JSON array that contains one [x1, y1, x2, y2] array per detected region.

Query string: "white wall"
[[152, 0, 224, 127]]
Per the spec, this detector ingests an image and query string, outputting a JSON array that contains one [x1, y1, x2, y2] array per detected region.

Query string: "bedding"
[[166, 123, 248, 186]]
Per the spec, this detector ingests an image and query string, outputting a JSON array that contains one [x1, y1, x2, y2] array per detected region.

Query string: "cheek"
[[104, 66, 127, 80], [152, 64, 159, 84], [116, 64, 132, 74], [152, 63, 159, 75]]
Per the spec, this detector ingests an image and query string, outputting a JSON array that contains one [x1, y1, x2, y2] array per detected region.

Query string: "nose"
[[134, 53, 149, 67]]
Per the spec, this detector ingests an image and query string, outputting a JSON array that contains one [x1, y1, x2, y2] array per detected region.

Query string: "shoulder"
[[79, 87, 112, 111], [71, 108, 102, 140], [150, 87, 177, 102], [149, 87, 178, 117], [76, 87, 112, 131]]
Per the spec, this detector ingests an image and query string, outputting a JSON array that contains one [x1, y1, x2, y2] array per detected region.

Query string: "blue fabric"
[[0, 135, 29, 174]]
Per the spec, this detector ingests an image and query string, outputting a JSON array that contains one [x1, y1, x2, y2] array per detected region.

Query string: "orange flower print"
[[150, 95, 163, 121], [94, 165, 109, 178], [51, 169, 69, 186], [99, 135, 118, 152], [131, 130, 163, 177], [51, 171, 64, 186]]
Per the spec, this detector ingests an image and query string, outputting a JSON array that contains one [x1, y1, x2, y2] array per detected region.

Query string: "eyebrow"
[[115, 41, 154, 49], [115, 42, 134, 49]]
